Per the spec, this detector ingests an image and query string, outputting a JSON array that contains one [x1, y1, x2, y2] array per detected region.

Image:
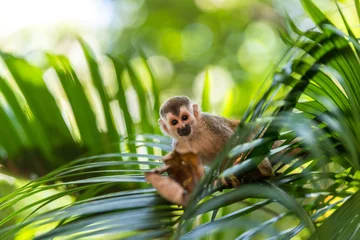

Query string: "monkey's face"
[[162, 106, 197, 138]]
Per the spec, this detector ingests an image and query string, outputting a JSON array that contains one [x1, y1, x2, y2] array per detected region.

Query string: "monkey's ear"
[[193, 104, 201, 119], [158, 118, 170, 134]]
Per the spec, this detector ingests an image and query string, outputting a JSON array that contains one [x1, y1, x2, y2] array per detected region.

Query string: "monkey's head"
[[158, 96, 200, 139]]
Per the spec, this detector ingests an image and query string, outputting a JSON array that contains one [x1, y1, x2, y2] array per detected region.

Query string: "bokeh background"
[[2, 0, 354, 116]]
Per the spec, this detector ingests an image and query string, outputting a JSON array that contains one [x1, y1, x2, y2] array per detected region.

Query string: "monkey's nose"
[[177, 125, 191, 136]]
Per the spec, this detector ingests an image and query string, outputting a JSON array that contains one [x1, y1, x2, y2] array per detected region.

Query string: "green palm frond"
[[1, 0, 360, 239], [0, 38, 161, 176]]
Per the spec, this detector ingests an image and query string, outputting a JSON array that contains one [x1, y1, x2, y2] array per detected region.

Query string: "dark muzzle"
[[177, 124, 191, 136]]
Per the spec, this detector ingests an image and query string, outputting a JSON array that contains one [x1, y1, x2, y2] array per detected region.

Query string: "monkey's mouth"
[[177, 125, 191, 136]]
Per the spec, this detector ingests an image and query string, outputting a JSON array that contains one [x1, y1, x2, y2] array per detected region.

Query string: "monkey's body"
[[172, 113, 238, 164], [158, 96, 273, 177]]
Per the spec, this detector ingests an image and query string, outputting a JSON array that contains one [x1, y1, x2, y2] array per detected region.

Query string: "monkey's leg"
[[257, 158, 273, 177], [152, 164, 170, 174], [145, 171, 190, 206]]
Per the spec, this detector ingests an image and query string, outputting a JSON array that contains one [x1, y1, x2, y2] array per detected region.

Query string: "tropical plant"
[[1, 0, 360, 239]]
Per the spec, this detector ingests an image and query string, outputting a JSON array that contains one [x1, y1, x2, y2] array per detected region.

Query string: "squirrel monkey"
[[158, 96, 273, 177]]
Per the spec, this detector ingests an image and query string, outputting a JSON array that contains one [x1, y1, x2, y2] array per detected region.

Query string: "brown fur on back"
[[173, 113, 239, 164], [202, 113, 239, 133]]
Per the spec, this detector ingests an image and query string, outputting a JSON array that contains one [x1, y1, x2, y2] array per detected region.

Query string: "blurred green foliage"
[[110, 0, 287, 114], [0, 0, 294, 177]]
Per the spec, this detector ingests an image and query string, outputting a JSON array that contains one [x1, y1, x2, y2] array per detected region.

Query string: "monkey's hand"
[[215, 157, 274, 190]]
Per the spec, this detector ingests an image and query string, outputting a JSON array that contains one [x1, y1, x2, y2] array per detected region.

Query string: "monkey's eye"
[[182, 115, 188, 121], [171, 120, 178, 126]]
